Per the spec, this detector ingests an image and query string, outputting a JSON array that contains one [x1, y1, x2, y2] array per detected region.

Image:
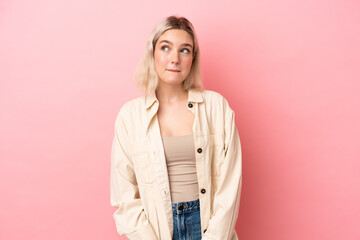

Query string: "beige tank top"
[[161, 134, 199, 203]]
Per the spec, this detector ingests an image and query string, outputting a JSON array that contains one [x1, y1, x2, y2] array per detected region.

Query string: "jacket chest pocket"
[[131, 140, 156, 185]]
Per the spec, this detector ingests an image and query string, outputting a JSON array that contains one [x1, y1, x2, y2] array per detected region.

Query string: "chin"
[[159, 76, 185, 84], [167, 80, 185, 84]]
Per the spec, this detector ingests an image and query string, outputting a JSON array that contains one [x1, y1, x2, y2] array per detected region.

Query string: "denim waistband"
[[172, 199, 200, 215]]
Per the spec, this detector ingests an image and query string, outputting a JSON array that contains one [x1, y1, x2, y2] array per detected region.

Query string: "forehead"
[[157, 29, 193, 46]]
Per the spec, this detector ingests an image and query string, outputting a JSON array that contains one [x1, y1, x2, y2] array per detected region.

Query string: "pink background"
[[1, 0, 359, 239]]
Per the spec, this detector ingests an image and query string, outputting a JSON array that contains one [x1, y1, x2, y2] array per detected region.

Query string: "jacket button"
[[201, 188, 206, 194], [178, 205, 184, 210], [203, 229, 207, 233], [188, 103, 193, 108], [197, 148, 202, 153]]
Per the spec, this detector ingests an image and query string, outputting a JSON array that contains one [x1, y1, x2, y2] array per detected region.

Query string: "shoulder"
[[119, 96, 144, 113], [202, 89, 233, 112], [202, 89, 223, 98], [115, 95, 145, 121]]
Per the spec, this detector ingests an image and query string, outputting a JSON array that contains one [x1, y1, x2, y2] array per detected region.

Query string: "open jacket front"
[[110, 89, 242, 240]]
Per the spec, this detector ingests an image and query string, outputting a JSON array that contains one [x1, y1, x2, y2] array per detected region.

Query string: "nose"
[[170, 51, 179, 64]]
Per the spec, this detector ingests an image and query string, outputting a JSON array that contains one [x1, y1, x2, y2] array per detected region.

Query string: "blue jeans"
[[172, 199, 202, 240]]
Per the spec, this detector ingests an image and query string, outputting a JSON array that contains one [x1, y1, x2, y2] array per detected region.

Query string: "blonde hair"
[[134, 15, 203, 95]]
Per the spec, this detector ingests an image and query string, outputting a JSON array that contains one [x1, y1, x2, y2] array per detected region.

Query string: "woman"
[[110, 15, 242, 240]]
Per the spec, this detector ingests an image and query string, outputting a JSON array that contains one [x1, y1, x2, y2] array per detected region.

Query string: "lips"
[[167, 69, 180, 72]]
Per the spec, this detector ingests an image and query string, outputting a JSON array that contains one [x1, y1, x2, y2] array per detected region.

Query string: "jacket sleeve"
[[203, 101, 242, 240], [110, 109, 158, 240]]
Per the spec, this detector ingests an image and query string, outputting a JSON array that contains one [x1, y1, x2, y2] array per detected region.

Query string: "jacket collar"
[[145, 88, 204, 110]]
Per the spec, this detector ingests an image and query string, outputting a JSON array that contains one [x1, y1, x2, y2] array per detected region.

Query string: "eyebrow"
[[159, 40, 193, 48]]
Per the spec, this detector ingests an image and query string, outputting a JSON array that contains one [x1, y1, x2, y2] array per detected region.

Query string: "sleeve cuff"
[[127, 223, 158, 240]]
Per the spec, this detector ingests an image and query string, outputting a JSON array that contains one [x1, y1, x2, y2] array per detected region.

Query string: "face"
[[154, 29, 194, 87]]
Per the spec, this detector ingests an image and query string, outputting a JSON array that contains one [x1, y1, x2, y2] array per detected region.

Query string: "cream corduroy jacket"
[[110, 89, 242, 239]]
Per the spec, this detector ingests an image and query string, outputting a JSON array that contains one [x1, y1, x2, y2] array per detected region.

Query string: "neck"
[[155, 82, 188, 104]]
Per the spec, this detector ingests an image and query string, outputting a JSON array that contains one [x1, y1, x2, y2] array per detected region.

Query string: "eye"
[[160, 45, 169, 51], [181, 48, 191, 54]]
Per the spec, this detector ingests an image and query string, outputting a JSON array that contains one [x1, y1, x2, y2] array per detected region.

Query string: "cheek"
[[183, 58, 193, 71], [154, 52, 167, 69]]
